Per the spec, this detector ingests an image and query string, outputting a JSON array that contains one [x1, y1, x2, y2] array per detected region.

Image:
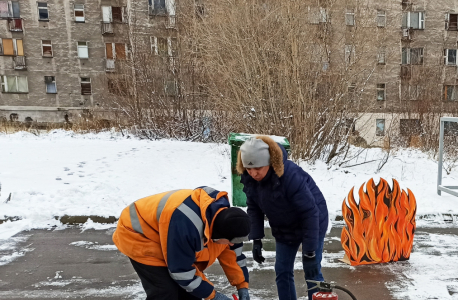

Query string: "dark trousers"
[[130, 258, 201, 300], [274, 239, 325, 300]]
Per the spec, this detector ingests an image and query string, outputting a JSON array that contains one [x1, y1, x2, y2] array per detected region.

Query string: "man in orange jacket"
[[113, 186, 251, 300]]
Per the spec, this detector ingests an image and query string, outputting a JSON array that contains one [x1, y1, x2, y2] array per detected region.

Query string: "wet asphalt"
[[0, 224, 457, 300]]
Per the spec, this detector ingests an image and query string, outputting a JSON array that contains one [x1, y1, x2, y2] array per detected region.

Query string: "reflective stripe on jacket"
[[112, 187, 249, 299]]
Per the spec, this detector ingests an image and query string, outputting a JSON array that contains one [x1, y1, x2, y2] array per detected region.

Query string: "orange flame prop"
[[341, 178, 417, 266]]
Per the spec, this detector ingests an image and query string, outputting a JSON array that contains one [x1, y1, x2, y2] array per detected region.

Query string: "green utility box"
[[228, 132, 290, 207]]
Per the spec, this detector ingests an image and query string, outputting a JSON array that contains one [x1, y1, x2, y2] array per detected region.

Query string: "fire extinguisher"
[[306, 280, 358, 300]]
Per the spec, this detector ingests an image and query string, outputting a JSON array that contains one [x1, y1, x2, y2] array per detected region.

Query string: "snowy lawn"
[[1, 130, 457, 235]]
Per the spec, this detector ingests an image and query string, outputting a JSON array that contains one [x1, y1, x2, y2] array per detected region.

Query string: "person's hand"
[[302, 252, 319, 278], [213, 291, 232, 300], [252, 240, 265, 264], [238, 288, 250, 300]]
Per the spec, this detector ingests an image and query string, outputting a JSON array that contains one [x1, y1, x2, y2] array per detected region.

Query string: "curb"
[[0, 215, 118, 225], [2, 214, 458, 225]]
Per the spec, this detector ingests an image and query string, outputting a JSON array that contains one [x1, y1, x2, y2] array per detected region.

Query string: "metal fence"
[[437, 116, 458, 197]]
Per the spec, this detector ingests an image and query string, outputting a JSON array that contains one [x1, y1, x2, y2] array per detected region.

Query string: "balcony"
[[8, 18, 23, 32], [101, 22, 114, 35], [106, 59, 115, 72], [13, 56, 26, 70], [402, 28, 412, 41]]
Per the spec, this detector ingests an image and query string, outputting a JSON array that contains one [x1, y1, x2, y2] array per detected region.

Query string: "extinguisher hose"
[[334, 285, 357, 300]]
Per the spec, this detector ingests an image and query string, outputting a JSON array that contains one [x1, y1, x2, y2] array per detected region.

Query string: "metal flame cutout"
[[341, 178, 417, 266]]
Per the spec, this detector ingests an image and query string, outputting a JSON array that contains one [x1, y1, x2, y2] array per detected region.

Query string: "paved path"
[[1, 224, 457, 299]]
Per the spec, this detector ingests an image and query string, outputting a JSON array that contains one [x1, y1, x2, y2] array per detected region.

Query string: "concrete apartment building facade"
[[0, 0, 175, 123], [0, 0, 457, 144]]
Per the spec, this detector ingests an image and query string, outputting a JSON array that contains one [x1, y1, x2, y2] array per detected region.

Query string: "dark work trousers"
[[130, 258, 201, 300], [274, 239, 325, 300]]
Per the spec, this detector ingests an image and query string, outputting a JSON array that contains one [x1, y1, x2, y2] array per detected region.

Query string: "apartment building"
[[0, 0, 457, 143], [0, 0, 176, 123], [301, 0, 458, 145]]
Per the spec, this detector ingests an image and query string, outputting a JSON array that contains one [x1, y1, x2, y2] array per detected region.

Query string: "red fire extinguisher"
[[306, 280, 358, 300]]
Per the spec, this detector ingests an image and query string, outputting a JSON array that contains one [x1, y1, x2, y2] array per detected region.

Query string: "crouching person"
[[113, 187, 251, 300]]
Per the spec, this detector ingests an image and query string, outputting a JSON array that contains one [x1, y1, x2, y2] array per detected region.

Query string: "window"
[[112, 7, 122, 22], [37, 2, 48, 21], [402, 48, 424, 65], [377, 10, 386, 27], [74, 4, 84, 22], [157, 37, 168, 56], [377, 47, 386, 64], [80, 77, 91, 95], [444, 121, 458, 136], [149, 0, 166, 15], [348, 83, 356, 100], [345, 45, 355, 65], [444, 85, 458, 101], [446, 13, 458, 31], [0, 1, 20, 18], [77, 42, 88, 58], [376, 119, 385, 136], [106, 43, 126, 59], [402, 84, 421, 100], [444, 49, 457, 66], [0, 38, 23, 56], [151, 37, 175, 57], [1, 75, 28, 93], [169, 37, 178, 57], [102, 6, 112, 23], [308, 7, 327, 24], [165, 80, 177, 96], [346, 9, 355, 26], [400, 119, 421, 136], [45, 76, 56, 93], [102, 5, 126, 23], [377, 84, 386, 101], [348, 83, 356, 93], [402, 12, 425, 29], [41, 40, 53, 57], [0, 1, 9, 18]]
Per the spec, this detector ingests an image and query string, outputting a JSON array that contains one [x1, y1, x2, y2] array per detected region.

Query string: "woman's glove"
[[238, 288, 250, 300], [252, 240, 265, 264], [302, 251, 319, 278]]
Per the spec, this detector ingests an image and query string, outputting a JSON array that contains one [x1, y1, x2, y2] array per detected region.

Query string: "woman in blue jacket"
[[236, 136, 329, 300]]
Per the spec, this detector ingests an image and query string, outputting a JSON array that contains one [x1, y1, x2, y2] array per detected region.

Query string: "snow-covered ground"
[[1, 130, 457, 232], [1, 130, 458, 299]]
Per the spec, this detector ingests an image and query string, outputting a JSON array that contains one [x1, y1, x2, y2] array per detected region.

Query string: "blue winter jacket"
[[241, 144, 329, 252]]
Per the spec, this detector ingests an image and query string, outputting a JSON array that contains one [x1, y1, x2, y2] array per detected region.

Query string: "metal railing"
[[13, 56, 26, 70], [437, 117, 458, 197], [101, 22, 114, 35], [8, 18, 23, 31]]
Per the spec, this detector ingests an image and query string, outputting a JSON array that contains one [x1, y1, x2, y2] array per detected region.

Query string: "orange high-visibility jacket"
[[113, 187, 249, 299]]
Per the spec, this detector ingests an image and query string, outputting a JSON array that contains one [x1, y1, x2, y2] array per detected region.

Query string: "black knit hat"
[[211, 207, 250, 241]]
